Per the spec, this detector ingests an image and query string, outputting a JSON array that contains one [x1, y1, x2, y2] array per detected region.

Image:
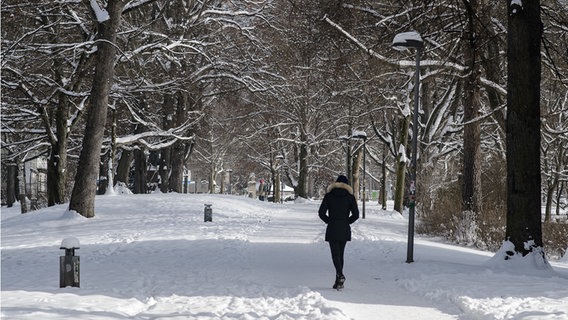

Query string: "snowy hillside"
[[1, 193, 567, 319]]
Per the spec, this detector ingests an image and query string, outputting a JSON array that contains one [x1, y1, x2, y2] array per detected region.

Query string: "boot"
[[337, 274, 346, 289], [332, 274, 340, 289]]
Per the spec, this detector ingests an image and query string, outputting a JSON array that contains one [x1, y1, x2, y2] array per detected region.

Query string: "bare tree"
[[1, 1, 93, 207], [69, 0, 127, 218]]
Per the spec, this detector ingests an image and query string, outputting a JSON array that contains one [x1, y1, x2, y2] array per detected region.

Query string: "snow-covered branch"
[[322, 15, 467, 73], [89, 0, 110, 22], [114, 130, 195, 149]]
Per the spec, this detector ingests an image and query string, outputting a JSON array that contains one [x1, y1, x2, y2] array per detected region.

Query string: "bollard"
[[60, 237, 80, 288], [204, 204, 213, 222]]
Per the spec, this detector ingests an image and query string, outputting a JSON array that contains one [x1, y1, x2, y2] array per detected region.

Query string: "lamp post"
[[392, 31, 423, 263], [226, 169, 233, 194], [352, 131, 367, 219]]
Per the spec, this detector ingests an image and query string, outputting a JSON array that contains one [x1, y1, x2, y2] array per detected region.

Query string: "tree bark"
[[381, 144, 387, 210], [17, 160, 28, 214], [170, 143, 184, 193], [68, 0, 126, 217], [461, 0, 483, 216], [6, 164, 17, 207], [115, 149, 132, 186], [133, 148, 147, 194], [544, 180, 555, 222], [159, 148, 171, 192], [47, 82, 71, 206], [556, 182, 564, 216], [394, 115, 410, 214], [351, 146, 363, 201], [506, 0, 543, 255], [168, 91, 189, 193], [297, 138, 309, 198], [44, 4, 92, 207], [159, 94, 175, 192], [97, 151, 109, 195]]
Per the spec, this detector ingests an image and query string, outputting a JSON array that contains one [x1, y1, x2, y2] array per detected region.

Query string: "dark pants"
[[329, 240, 347, 276]]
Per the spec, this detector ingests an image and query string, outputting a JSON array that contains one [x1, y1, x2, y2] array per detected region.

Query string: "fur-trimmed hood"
[[326, 182, 354, 195]]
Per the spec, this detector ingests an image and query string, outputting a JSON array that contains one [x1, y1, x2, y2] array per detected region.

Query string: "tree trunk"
[[461, 0, 483, 214], [17, 160, 28, 214], [169, 142, 184, 193], [97, 151, 109, 195], [6, 164, 17, 207], [460, 0, 483, 243], [47, 143, 68, 205], [556, 182, 564, 216], [297, 139, 309, 198], [220, 171, 226, 194], [481, 5, 506, 132], [381, 144, 387, 210], [68, 0, 126, 218], [168, 91, 189, 193], [209, 163, 216, 194], [506, 0, 544, 255], [115, 149, 132, 186], [351, 146, 363, 201], [159, 148, 171, 192], [133, 148, 147, 194], [544, 180, 555, 222], [159, 94, 175, 192], [45, 5, 90, 207], [274, 168, 281, 203], [47, 93, 70, 206], [107, 107, 117, 194], [394, 115, 410, 214]]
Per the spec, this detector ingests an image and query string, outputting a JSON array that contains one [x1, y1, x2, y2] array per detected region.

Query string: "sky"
[[1, 191, 567, 320]]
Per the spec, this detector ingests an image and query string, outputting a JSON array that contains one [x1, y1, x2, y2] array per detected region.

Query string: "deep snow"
[[1, 193, 567, 320]]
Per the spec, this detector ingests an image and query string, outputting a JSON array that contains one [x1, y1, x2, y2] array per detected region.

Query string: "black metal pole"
[[346, 139, 351, 181], [362, 138, 366, 219], [406, 48, 421, 263]]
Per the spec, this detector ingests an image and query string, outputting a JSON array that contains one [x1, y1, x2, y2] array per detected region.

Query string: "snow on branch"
[[203, 8, 264, 17], [480, 78, 507, 96], [322, 15, 392, 63], [124, 0, 156, 12], [322, 15, 466, 73], [89, 0, 109, 23], [114, 130, 195, 149], [119, 98, 199, 150]]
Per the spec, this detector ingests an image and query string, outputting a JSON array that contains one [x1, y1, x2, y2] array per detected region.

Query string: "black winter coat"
[[318, 182, 360, 241]]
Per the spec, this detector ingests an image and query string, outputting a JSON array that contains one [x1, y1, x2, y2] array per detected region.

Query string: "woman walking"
[[318, 175, 359, 290]]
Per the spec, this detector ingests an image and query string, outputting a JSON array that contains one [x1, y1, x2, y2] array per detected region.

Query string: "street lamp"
[[226, 169, 233, 194], [352, 131, 367, 219], [392, 31, 423, 263]]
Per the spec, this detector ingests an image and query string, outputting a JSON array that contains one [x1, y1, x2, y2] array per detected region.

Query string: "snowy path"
[[248, 204, 459, 319], [2, 193, 567, 319]]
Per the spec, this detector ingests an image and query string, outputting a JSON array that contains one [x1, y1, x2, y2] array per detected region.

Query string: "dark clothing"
[[318, 182, 360, 241], [319, 181, 359, 283], [329, 240, 347, 276]]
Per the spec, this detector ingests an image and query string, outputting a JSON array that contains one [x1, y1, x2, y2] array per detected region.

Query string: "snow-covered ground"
[[2, 193, 567, 320]]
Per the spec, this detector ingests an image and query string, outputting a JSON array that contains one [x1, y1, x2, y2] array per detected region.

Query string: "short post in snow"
[[204, 204, 213, 222], [60, 237, 80, 288]]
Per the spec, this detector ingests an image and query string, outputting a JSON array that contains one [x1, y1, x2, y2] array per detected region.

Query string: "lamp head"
[[392, 31, 423, 51]]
